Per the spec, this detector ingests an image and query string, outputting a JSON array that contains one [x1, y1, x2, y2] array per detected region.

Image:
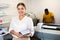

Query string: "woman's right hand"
[[10, 30, 23, 38], [15, 32, 23, 38]]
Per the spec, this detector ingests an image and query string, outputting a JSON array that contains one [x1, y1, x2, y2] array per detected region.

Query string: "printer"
[[37, 23, 60, 30], [42, 23, 60, 30]]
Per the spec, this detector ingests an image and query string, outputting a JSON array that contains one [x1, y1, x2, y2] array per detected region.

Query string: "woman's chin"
[[19, 14, 24, 16]]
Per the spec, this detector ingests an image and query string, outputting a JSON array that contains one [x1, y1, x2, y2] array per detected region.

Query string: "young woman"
[[9, 3, 34, 40]]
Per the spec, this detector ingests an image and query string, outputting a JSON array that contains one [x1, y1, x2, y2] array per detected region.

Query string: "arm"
[[50, 12, 55, 23], [43, 17, 46, 23], [42, 14, 46, 23], [10, 30, 23, 38], [51, 16, 55, 23], [27, 19, 34, 37], [9, 18, 23, 38], [23, 18, 34, 38]]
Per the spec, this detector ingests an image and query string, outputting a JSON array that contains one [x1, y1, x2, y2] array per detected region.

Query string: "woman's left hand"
[[22, 33, 32, 38]]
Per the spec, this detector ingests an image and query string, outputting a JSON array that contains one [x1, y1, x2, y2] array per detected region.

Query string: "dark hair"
[[45, 8, 48, 12], [17, 3, 26, 9]]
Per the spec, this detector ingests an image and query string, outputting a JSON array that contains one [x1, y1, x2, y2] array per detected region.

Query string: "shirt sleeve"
[[50, 12, 54, 16], [27, 18, 34, 37], [43, 14, 45, 18], [9, 18, 15, 33]]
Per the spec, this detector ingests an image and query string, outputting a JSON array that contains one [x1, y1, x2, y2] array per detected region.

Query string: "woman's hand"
[[10, 30, 23, 38], [22, 32, 32, 38], [26, 32, 32, 37], [15, 32, 23, 38]]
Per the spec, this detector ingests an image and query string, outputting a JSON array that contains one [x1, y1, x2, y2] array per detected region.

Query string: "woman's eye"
[[21, 8, 24, 10], [18, 8, 20, 10], [18, 8, 24, 10]]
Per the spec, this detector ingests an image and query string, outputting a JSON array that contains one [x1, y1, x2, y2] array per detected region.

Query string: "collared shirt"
[[9, 16, 34, 38]]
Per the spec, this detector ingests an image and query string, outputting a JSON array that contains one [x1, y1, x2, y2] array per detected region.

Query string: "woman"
[[9, 3, 34, 40]]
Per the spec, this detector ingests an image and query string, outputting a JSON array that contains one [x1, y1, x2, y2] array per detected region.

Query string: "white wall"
[[0, 0, 60, 24], [0, 0, 29, 23], [0, 0, 29, 16], [28, 0, 60, 24]]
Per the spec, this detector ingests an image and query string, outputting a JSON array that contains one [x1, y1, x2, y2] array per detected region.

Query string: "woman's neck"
[[19, 15, 25, 20]]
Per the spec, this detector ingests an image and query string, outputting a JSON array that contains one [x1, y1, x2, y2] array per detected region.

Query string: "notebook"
[[20, 29, 30, 35]]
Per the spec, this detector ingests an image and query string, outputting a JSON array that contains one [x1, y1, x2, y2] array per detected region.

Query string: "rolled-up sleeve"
[[9, 18, 14, 32], [28, 18, 34, 37]]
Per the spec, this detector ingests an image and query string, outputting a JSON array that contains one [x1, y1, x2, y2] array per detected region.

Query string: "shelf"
[[0, 21, 10, 25], [0, 3, 9, 10]]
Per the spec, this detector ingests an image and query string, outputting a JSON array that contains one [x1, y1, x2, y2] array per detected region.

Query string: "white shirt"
[[9, 16, 34, 38]]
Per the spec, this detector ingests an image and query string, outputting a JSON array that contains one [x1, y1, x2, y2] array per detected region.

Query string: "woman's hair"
[[17, 2, 26, 9]]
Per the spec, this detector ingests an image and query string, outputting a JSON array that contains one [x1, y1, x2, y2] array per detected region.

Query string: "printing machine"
[[42, 23, 60, 30], [35, 23, 60, 40]]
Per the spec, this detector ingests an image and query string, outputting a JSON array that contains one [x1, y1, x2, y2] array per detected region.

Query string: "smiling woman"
[[17, 3, 26, 17], [9, 2, 34, 40]]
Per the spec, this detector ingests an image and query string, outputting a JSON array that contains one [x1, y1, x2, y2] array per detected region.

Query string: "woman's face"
[[17, 5, 26, 16]]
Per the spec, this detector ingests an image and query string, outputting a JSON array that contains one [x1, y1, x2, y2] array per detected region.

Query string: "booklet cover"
[[20, 29, 30, 35]]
